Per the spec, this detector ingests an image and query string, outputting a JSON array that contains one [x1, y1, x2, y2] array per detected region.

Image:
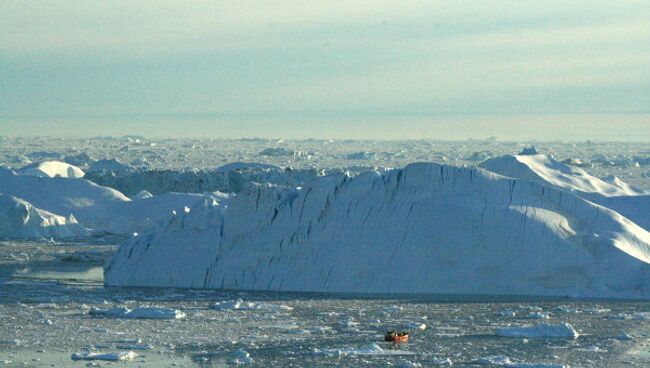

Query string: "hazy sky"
[[1, 1, 649, 139]]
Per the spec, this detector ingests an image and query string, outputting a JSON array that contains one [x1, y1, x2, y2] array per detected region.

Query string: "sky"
[[1, 1, 649, 139]]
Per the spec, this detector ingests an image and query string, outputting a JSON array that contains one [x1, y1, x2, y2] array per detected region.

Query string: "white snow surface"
[[17, 161, 85, 179], [479, 150, 650, 231], [0, 194, 90, 240], [496, 323, 579, 338], [0, 166, 221, 236], [106, 162, 650, 298], [479, 150, 648, 197]]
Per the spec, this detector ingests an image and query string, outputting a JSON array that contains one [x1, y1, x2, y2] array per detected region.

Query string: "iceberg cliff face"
[[105, 162, 650, 298]]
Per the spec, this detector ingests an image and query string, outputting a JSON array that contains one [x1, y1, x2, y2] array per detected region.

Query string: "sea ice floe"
[[475, 355, 566, 367], [116, 343, 153, 350], [231, 349, 254, 364], [71, 351, 138, 362], [89, 306, 186, 319], [313, 343, 415, 357], [476, 355, 512, 365], [616, 331, 634, 340], [527, 311, 550, 320], [496, 323, 579, 339], [431, 357, 453, 366], [212, 298, 293, 312], [397, 359, 422, 367]]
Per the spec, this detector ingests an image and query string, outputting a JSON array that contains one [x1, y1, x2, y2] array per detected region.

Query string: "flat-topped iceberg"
[[71, 351, 138, 362], [105, 162, 650, 298], [496, 323, 579, 338]]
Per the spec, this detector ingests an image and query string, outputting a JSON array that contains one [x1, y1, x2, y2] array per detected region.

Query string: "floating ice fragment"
[[405, 321, 427, 330], [313, 343, 415, 357], [476, 355, 511, 365], [397, 359, 422, 367], [212, 298, 292, 312], [384, 305, 403, 313], [527, 311, 550, 320], [617, 331, 634, 340], [432, 357, 453, 366], [71, 351, 138, 362], [89, 306, 186, 319], [496, 323, 579, 339], [232, 349, 254, 364]]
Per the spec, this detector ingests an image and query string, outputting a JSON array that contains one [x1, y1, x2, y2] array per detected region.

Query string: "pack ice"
[[105, 161, 650, 298]]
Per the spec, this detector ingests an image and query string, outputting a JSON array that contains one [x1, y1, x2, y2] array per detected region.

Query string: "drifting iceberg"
[[0, 194, 90, 240], [496, 323, 579, 338], [105, 161, 650, 298]]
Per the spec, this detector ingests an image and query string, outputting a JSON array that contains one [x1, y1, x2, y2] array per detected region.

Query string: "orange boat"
[[384, 331, 409, 343]]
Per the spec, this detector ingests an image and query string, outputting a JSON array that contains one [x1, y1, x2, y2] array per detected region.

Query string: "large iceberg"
[[479, 150, 650, 231], [105, 162, 650, 298], [17, 161, 85, 179], [0, 194, 90, 240], [0, 166, 218, 237]]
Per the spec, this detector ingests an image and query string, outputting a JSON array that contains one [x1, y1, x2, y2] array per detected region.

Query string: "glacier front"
[[105, 162, 650, 298]]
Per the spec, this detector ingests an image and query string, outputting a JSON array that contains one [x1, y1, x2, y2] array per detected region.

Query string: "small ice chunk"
[[384, 305, 403, 313], [616, 331, 633, 340], [577, 346, 606, 353], [397, 359, 422, 367], [405, 321, 427, 330], [499, 309, 516, 318], [232, 349, 254, 364], [432, 357, 453, 366], [89, 306, 186, 319], [71, 351, 138, 362], [212, 298, 292, 312], [527, 311, 550, 320], [476, 355, 512, 365], [116, 344, 153, 350], [496, 323, 578, 339], [313, 343, 414, 357]]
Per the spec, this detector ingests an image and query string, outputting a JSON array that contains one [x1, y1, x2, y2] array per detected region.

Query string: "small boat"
[[384, 331, 409, 343]]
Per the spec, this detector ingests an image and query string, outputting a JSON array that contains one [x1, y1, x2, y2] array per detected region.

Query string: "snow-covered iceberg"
[[0, 166, 219, 236], [479, 148, 648, 197], [479, 149, 650, 231], [0, 166, 129, 217], [0, 194, 91, 240], [17, 161, 85, 179], [105, 161, 650, 298]]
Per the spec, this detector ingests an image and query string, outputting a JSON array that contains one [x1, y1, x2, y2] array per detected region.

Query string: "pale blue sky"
[[1, 1, 649, 139]]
